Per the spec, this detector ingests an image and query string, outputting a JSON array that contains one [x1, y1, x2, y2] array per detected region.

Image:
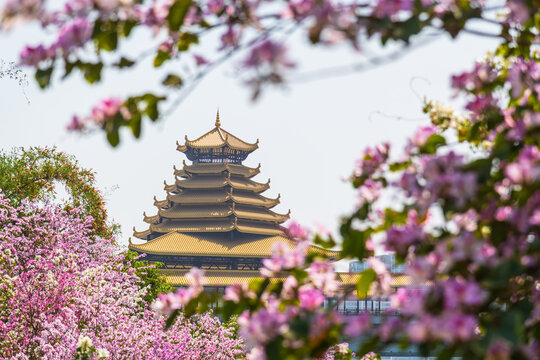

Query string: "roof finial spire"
[[215, 109, 221, 127]]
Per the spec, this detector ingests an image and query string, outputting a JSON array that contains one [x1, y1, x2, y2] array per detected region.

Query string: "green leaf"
[[63, 61, 77, 79], [164, 309, 180, 330], [265, 337, 283, 360], [114, 57, 135, 68], [341, 229, 367, 258], [177, 32, 199, 51], [119, 20, 136, 37], [162, 74, 183, 88], [130, 113, 142, 138], [106, 130, 120, 147], [35, 67, 53, 89], [401, 16, 422, 42], [356, 268, 376, 298], [82, 63, 103, 84], [93, 21, 119, 52], [153, 51, 171, 68], [419, 133, 446, 154], [389, 160, 411, 172], [167, 0, 192, 31]]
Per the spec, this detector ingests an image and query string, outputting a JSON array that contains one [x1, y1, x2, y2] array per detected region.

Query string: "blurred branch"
[[289, 32, 442, 84]]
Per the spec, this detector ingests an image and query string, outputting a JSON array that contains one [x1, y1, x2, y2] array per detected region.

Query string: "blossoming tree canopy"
[[2, 0, 537, 145], [0, 192, 245, 359], [149, 3, 540, 355]]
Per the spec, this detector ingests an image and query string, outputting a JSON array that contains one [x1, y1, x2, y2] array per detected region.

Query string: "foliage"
[[124, 250, 172, 305], [0, 146, 114, 238], [0, 192, 245, 359], [1, 0, 526, 145]]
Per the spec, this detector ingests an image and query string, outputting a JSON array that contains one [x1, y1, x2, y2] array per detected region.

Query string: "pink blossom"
[[19, 44, 51, 66], [243, 40, 294, 69], [443, 277, 485, 309], [505, 146, 540, 184], [343, 313, 371, 337], [286, 220, 310, 240], [307, 261, 338, 295], [410, 125, 437, 148], [55, 17, 92, 52], [193, 53, 210, 66], [207, 0, 224, 14], [505, 0, 530, 25], [298, 286, 325, 310], [486, 338, 512, 360], [90, 97, 123, 126], [220, 26, 240, 49], [354, 142, 390, 179], [372, 0, 413, 18]]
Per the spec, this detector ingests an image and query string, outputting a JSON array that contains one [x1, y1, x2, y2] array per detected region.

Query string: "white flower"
[[96, 348, 110, 359], [336, 343, 349, 354], [77, 335, 93, 353]]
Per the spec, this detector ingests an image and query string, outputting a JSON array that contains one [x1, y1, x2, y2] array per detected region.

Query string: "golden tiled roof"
[[337, 273, 412, 288], [155, 204, 288, 223], [175, 162, 261, 178], [175, 175, 270, 193], [167, 189, 230, 204], [236, 219, 284, 235], [162, 270, 271, 287], [234, 204, 289, 222], [129, 232, 339, 258], [151, 219, 235, 233], [160, 268, 411, 289], [133, 219, 284, 238], [176, 126, 258, 152], [165, 189, 279, 208], [160, 204, 233, 218]]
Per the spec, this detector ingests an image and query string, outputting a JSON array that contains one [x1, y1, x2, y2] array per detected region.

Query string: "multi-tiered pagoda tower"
[[129, 113, 334, 286]]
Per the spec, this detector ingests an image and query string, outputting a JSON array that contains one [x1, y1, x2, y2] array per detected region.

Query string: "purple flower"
[[55, 17, 92, 52], [505, 146, 540, 184], [19, 44, 51, 66], [243, 40, 294, 70], [298, 286, 325, 310], [372, 0, 413, 18]]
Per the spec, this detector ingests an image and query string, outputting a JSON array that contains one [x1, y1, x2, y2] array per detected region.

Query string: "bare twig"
[[0, 60, 30, 103]]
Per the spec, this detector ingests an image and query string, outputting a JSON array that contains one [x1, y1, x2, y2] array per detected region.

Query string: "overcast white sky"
[[0, 19, 499, 250]]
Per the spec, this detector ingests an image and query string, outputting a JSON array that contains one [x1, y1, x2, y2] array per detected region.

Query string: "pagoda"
[[129, 112, 335, 286]]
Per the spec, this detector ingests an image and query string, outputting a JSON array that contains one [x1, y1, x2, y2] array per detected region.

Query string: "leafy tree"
[[0, 147, 173, 305], [0, 146, 114, 238], [124, 250, 173, 305]]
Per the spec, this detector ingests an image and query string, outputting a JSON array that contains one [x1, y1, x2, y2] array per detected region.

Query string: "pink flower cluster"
[[67, 96, 124, 132], [0, 192, 245, 359]]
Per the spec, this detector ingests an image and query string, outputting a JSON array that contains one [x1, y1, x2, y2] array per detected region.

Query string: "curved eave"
[[158, 205, 288, 223], [176, 127, 259, 153], [165, 189, 279, 208], [164, 181, 177, 192], [133, 227, 151, 240], [233, 208, 289, 223], [143, 213, 160, 224], [176, 161, 261, 178], [167, 191, 231, 204], [175, 178, 270, 193], [153, 197, 169, 207], [147, 219, 283, 236]]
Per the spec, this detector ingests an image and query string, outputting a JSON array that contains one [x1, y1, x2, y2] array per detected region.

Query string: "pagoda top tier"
[[176, 111, 259, 164]]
